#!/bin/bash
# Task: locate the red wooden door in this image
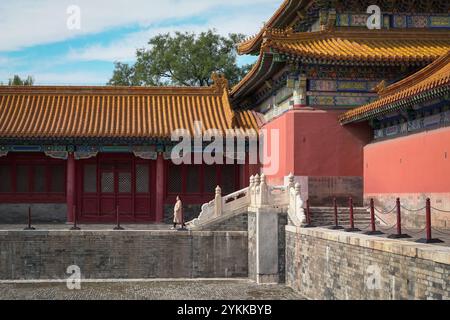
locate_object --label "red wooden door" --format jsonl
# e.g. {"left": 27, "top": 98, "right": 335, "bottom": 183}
{"left": 99, "top": 161, "right": 133, "bottom": 217}
{"left": 78, "top": 154, "right": 154, "bottom": 222}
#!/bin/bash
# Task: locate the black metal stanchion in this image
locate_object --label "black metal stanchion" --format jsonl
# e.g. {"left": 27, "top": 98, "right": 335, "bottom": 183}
{"left": 70, "top": 205, "right": 81, "bottom": 231}
{"left": 329, "top": 197, "right": 344, "bottom": 230}
{"left": 345, "top": 197, "right": 361, "bottom": 232}
{"left": 303, "top": 199, "right": 315, "bottom": 228}
{"left": 388, "top": 198, "right": 410, "bottom": 239}
{"left": 114, "top": 206, "right": 124, "bottom": 230}
{"left": 24, "top": 206, "right": 36, "bottom": 230}
{"left": 417, "top": 198, "right": 443, "bottom": 244}
{"left": 364, "top": 199, "right": 384, "bottom": 235}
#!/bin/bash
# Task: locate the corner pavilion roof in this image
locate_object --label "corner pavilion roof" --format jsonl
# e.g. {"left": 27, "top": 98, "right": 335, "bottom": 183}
{"left": 237, "top": 0, "right": 306, "bottom": 55}
{"left": 339, "top": 50, "right": 450, "bottom": 124}
{"left": 0, "top": 75, "right": 263, "bottom": 141}
{"left": 231, "top": 28, "right": 450, "bottom": 102}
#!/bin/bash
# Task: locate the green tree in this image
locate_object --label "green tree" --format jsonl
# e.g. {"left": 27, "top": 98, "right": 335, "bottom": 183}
{"left": 108, "top": 30, "right": 253, "bottom": 87}
{"left": 8, "top": 75, "right": 34, "bottom": 86}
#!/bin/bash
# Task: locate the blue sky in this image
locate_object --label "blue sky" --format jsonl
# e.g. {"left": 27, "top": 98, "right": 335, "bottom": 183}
{"left": 0, "top": 0, "right": 281, "bottom": 85}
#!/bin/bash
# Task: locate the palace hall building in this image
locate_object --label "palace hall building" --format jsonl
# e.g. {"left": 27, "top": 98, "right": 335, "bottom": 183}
{"left": 1, "top": 0, "right": 450, "bottom": 225}
{"left": 0, "top": 76, "right": 262, "bottom": 223}
{"left": 231, "top": 0, "right": 450, "bottom": 206}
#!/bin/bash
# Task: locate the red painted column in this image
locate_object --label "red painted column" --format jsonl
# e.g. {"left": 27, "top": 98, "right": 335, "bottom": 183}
{"left": 155, "top": 153, "right": 165, "bottom": 223}
{"left": 66, "top": 152, "right": 76, "bottom": 223}
{"left": 240, "top": 153, "right": 250, "bottom": 188}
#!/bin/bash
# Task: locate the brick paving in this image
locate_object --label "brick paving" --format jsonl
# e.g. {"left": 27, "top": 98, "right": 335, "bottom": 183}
{"left": 0, "top": 280, "right": 304, "bottom": 300}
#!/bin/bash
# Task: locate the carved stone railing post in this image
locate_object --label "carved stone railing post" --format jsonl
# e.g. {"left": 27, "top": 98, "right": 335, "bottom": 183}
{"left": 286, "top": 182, "right": 306, "bottom": 227}
{"left": 214, "top": 185, "right": 222, "bottom": 217}
{"left": 260, "top": 174, "right": 268, "bottom": 205}
{"left": 254, "top": 174, "right": 260, "bottom": 206}
{"left": 288, "top": 173, "right": 295, "bottom": 189}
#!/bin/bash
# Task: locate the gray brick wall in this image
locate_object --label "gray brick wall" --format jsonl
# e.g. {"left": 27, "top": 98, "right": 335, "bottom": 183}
{"left": 286, "top": 227, "right": 450, "bottom": 300}
{"left": 199, "top": 213, "right": 248, "bottom": 231}
{"left": 0, "top": 204, "right": 67, "bottom": 224}
{"left": 0, "top": 230, "right": 248, "bottom": 280}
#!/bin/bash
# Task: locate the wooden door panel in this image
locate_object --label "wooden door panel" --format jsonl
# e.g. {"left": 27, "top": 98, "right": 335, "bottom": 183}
{"left": 100, "top": 198, "right": 115, "bottom": 216}
{"left": 82, "top": 197, "right": 98, "bottom": 215}
{"left": 135, "top": 197, "right": 150, "bottom": 215}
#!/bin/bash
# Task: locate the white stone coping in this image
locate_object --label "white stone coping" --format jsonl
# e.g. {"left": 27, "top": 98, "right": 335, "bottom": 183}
{"left": 0, "top": 230, "right": 248, "bottom": 237}
{"left": 286, "top": 226, "right": 450, "bottom": 266}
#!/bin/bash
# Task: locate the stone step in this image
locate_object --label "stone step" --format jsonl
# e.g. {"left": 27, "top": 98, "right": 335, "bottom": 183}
{"left": 308, "top": 207, "right": 371, "bottom": 227}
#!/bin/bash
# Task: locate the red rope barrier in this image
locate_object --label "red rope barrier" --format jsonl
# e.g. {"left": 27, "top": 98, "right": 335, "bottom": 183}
{"left": 345, "top": 197, "right": 361, "bottom": 232}
{"left": 387, "top": 198, "right": 411, "bottom": 239}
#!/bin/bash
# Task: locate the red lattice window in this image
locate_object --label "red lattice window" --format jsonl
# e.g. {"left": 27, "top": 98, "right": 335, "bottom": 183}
{"left": 16, "top": 165, "right": 30, "bottom": 193}
{"left": 118, "top": 172, "right": 131, "bottom": 193}
{"left": 0, "top": 165, "right": 12, "bottom": 192}
{"left": 166, "top": 162, "right": 240, "bottom": 201}
{"left": 0, "top": 154, "right": 66, "bottom": 201}
{"left": 83, "top": 164, "right": 97, "bottom": 193}
{"left": 33, "top": 165, "right": 46, "bottom": 193}
{"left": 50, "top": 165, "right": 65, "bottom": 193}
{"left": 186, "top": 165, "right": 200, "bottom": 193}
{"left": 101, "top": 172, "right": 114, "bottom": 193}
{"left": 203, "top": 165, "right": 217, "bottom": 194}
{"left": 168, "top": 165, "right": 182, "bottom": 193}
{"left": 136, "top": 164, "right": 149, "bottom": 193}
{"left": 221, "top": 165, "right": 236, "bottom": 195}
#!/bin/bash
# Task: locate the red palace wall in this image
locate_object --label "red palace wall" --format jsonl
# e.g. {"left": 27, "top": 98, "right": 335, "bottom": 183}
{"left": 364, "top": 127, "right": 450, "bottom": 228}
{"left": 261, "top": 109, "right": 372, "bottom": 185}
{"left": 365, "top": 127, "right": 450, "bottom": 194}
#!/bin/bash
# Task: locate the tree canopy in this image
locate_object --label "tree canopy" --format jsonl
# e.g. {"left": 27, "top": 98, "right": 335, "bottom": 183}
{"left": 7, "top": 75, "right": 34, "bottom": 86}
{"left": 108, "top": 30, "right": 253, "bottom": 87}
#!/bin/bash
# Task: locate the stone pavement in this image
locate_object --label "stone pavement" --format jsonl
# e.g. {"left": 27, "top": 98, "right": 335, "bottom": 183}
{"left": 0, "top": 280, "right": 304, "bottom": 300}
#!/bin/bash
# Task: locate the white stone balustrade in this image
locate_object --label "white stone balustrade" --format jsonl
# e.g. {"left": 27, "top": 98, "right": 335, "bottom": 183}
{"left": 188, "top": 173, "right": 306, "bottom": 229}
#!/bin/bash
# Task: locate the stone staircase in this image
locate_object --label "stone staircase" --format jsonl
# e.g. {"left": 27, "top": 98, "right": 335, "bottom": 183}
{"left": 309, "top": 207, "right": 371, "bottom": 228}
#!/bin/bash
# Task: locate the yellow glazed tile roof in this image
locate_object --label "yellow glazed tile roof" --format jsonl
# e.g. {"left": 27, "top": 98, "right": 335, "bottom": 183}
{"left": 340, "top": 51, "right": 450, "bottom": 124}
{"left": 0, "top": 75, "right": 262, "bottom": 140}
{"left": 265, "top": 28, "right": 450, "bottom": 62}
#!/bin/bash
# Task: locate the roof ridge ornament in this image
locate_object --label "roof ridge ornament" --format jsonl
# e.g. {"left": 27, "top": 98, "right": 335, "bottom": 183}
{"left": 211, "top": 72, "right": 229, "bottom": 94}
{"left": 373, "top": 80, "right": 387, "bottom": 95}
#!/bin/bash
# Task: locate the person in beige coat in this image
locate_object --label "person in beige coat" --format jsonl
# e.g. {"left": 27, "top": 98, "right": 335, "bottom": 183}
{"left": 173, "top": 196, "right": 185, "bottom": 229}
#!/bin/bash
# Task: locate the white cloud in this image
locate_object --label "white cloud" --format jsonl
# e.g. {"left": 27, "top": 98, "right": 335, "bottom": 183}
{"left": 0, "top": 0, "right": 278, "bottom": 52}
{"left": 66, "top": 10, "right": 271, "bottom": 63}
